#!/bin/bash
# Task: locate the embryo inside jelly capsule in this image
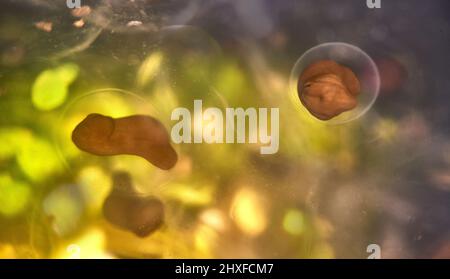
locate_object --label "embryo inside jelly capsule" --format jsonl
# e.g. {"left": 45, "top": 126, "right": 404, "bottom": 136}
{"left": 289, "top": 42, "right": 380, "bottom": 124}
{"left": 72, "top": 113, "right": 178, "bottom": 170}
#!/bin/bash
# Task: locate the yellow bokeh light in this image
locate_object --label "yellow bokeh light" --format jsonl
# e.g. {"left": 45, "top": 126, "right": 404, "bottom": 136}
{"left": 77, "top": 166, "right": 112, "bottom": 214}
{"left": 164, "top": 183, "right": 214, "bottom": 206}
{"left": 137, "top": 52, "right": 164, "bottom": 87}
{"left": 283, "top": 209, "right": 305, "bottom": 235}
{"left": 0, "top": 174, "right": 31, "bottom": 217}
{"left": 374, "top": 118, "right": 398, "bottom": 143}
{"left": 310, "top": 242, "right": 335, "bottom": 259}
{"left": 194, "top": 224, "right": 217, "bottom": 258}
{"left": 230, "top": 187, "right": 267, "bottom": 237}
{"left": 52, "top": 228, "right": 113, "bottom": 259}
{"left": 200, "top": 208, "right": 227, "bottom": 232}
{"left": 0, "top": 244, "right": 16, "bottom": 259}
{"left": 31, "top": 63, "right": 79, "bottom": 111}
{"left": 0, "top": 127, "right": 33, "bottom": 160}
{"left": 17, "top": 137, "right": 63, "bottom": 182}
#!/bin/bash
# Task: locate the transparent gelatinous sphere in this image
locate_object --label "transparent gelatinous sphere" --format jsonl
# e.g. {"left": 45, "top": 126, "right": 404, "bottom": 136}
{"left": 53, "top": 89, "right": 173, "bottom": 194}
{"left": 289, "top": 42, "right": 380, "bottom": 124}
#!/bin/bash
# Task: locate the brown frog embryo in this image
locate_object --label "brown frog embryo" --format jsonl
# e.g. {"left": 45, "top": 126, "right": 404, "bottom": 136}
{"left": 298, "top": 60, "right": 361, "bottom": 120}
{"left": 103, "top": 172, "right": 165, "bottom": 238}
{"left": 72, "top": 113, "right": 178, "bottom": 170}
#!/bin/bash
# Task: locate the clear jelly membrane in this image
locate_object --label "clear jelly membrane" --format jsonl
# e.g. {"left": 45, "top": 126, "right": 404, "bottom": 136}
{"left": 289, "top": 42, "right": 380, "bottom": 125}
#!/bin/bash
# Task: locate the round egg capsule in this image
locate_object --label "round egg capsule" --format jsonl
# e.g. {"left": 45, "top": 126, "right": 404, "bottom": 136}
{"left": 289, "top": 42, "right": 380, "bottom": 124}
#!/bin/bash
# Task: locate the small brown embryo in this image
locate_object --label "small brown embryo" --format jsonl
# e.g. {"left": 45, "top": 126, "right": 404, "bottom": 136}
{"left": 298, "top": 60, "right": 361, "bottom": 120}
{"left": 72, "top": 113, "right": 178, "bottom": 170}
{"left": 103, "top": 171, "right": 165, "bottom": 238}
